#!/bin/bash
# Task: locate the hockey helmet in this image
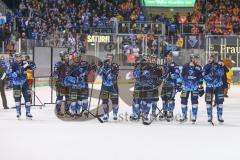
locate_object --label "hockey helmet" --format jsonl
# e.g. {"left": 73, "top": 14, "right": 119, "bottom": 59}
{"left": 165, "top": 51, "right": 173, "bottom": 57}
{"left": 190, "top": 54, "right": 200, "bottom": 60}
{"left": 103, "top": 53, "right": 113, "bottom": 63}
{"left": 14, "top": 52, "right": 22, "bottom": 58}
{"left": 72, "top": 51, "right": 82, "bottom": 63}
{"left": 208, "top": 53, "right": 219, "bottom": 63}
{"left": 59, "top": 51, "right": 68, "bottom": 58}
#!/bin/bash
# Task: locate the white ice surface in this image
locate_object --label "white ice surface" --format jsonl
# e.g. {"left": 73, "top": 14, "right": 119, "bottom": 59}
{"left": 0, "top": 85, "right": 240, "bottom": 160}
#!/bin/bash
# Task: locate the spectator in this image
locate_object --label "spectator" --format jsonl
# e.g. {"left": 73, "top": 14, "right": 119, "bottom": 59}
{"left": 223, "top": 58, "right": 234, "bottom": 97}
{"left": 0, "top": 56, "right": 8, "bottom": 109}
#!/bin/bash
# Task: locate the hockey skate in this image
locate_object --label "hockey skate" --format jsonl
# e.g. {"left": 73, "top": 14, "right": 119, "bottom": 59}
{"left": 142, "top": 113, "right": 150, "bottom": 123}
{"left": 16, "top": 112, "right": 21, "bottom": 120}
{"left": 103, "top": 114, "right": 109, "bottom": 122}
{"left": 159, "top": 111, "right": 167, "bottom": 121}
{"left": 207, "top": 116, "right": 215, "bottom": 126}
{"left": 64, "top": 110, "right": 72, "bottom": 117}
{"left": 56, "top": 111, "right": 64, "bottom": 117}
{"left": 113, "top": 113, "right": 118, "bottom": 121}
{"left": 166, "top": 112, "right": 174, "bottom": 122}
{"left": 150, "top": 113, "right": 157, "bottom": 121}
{"left": 218, "top": 116, "right": 224, "bottom": 123}
{"left": 75, "top": 110, "right": 82, "bottom": 118}
{"left": 191, "top": 115, "right": 197, "bottom": 124}
{"left": 82, "top": 110, "right": 89, "bottom": 117}
{"left": 26, "top": 113, "right": 33, "bottom": 120}
{"left": 130, "top": 113, "right": 140, "bottom": 121}
{"left": 179, "top": 114, "right": 188, "bottom": 123}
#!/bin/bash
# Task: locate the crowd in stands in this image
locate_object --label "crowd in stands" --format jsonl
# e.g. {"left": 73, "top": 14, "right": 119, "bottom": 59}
{"left": 205, "top": 0, "right": 240, "bottom": 35}
{"left": 0, "top": 0, "right": 240, "bottom": 55}
{"left": 14, "top": 0, "right": 142, "bottom": 39}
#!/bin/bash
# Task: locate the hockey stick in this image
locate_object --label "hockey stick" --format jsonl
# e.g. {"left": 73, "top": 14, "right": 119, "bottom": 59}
{"left": 88, "top": 110, "right": 104, "bottom": 123}
{"left": 142, "top": 106, "right": 163, "bottom": 125}
{"left": 95, "top": 89, "right": 104, "bottom": 123}
{"left": 85, "top": 82, "right": 103, "bottom": 123}
{"left": 142, "top": 81, "right": 165, "bottom": 125}
{"left": 31, "top": 90, "right": 44, "bottom": 108}
{"left": 142, "top": 88, "right": 180, "bottom": 125}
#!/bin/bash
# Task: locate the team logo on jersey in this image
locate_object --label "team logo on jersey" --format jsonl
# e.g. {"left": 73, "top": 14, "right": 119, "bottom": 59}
{"left": 188, "top": 69, "right": 194, "bottom": 75}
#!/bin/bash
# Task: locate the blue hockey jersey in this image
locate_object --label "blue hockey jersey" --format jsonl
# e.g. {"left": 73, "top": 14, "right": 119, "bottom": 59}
{"left": 53, "top": 61, "right": 70, "bottom": 85}
{"left": 98, "top": 63, "right": 119, "bottom": 87}
{"left": 64, "top": 61, "right": 91, "bottom": 89}
{"left": 163, "top": 62, "right": 181, "bottom": 86}
{"left": 181, "top": 63, "right": 203, "bottom": 91}
{"left": 203, "top": 63, "right": 225, "bottom": 88}
{"left": 9, "top": 61, "right": 36, "bottom": 86}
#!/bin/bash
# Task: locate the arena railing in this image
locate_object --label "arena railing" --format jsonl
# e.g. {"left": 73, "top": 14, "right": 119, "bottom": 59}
{"left": 117, "top": 21, "right": 165, "bottom": 35}
{"left": 5, "top": 34, "right": 240, "bottom": 68}
{"left": 179, "top": 23, "right": 205, "bottom": 34}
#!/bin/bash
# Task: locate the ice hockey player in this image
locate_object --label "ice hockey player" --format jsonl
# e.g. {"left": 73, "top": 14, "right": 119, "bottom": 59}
{"left": 203, "top": 55, "right": 225, "bottom": 123}
{"left": 129, "top": 56, "right": 145, "bottom": 121}
{"left": 64, "top": 52, "right": 94, "bottom": 118}
{"left": 0, "top": 56, "right": 9, "bottom": 109}
{"left": 180, "top": 54, "right": 204, "bottom": 123}
{"left": 23, "top": 55, "right": 36, "bottom": 104}
{"left": 130, "top": 55, "right": 154, "bottom": 122}
{"left": 139, "top": 55, "right": 155, "bottom": 122}
{"left": 53, "top": 51, "right": 70, "bottom": 116}
{"left": 159, "top": 52, "right": 181, "bottom": 121}
{"left": 98, "top": 54, "right": 119, "bottom": 122}
{"left": 9, "top": 52, "right": 36, "bottom": 119}
{"left": 149, "top": 55, "right": 163, "bottom": 119}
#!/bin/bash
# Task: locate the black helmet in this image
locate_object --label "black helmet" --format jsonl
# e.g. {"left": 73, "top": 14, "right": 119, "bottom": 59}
{"left": 165, "top": 51, "right": 173, "bottom": 57}
{"left": 59, "top": 51, "right": 68, "bottom": 58}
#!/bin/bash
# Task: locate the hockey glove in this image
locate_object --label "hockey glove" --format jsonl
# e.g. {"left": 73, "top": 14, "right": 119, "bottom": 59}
{"left": 198, "top": 86, "right": 204, "bottom": 97}
{"left": 176, "top": 83, "right": 182, "bottom": 92}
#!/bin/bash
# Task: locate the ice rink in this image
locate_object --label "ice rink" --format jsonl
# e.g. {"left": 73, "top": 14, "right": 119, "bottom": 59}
{"left": 0, "top": 84, "right": 240, "bottom": 160}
